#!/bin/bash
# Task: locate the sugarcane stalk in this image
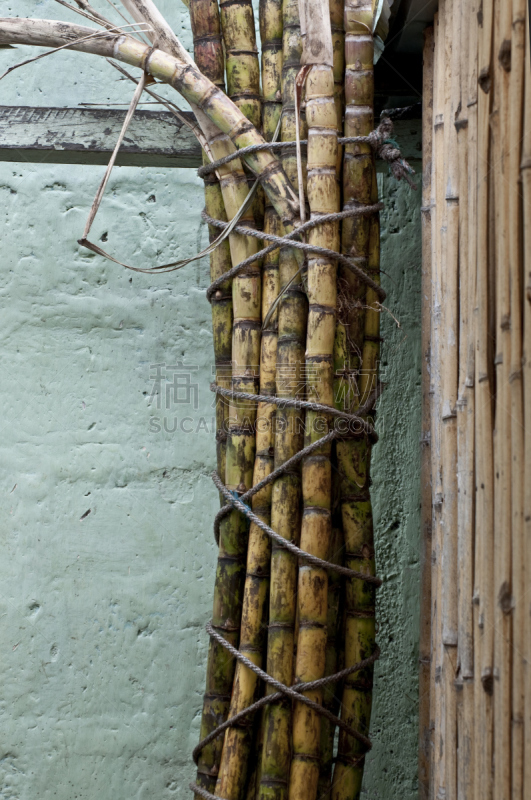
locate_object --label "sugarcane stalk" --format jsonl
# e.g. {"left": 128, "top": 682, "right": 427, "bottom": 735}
{"left": 187, "top": 0, "right": 231, "bottom": 500}
{"left": 329, "top": 0, "right": 345, "bottom": 178}
{"left": 259, "top": 0, "right": 283, "bottom": 481}
{"left": 213, "top": 182, "right": 281, "bottom": 800}
{"left": 184, "top": 0, "right": 247, "bottom": 790}
{"left": 260, "top": 0, "right": 283, "bottom": 139}
{"left": 331, "top": 4, "right": 379, "bottom": 798}
{"left": 217, "top": 0, "right": 264, "bottom": 229}
{"left": 189, "top": 0, "right": 225, "bottom": 90}
{"left": 0, "top": 19, "right": 302, "bottom": 226}
{"left": 219, "top": 0, "right": 261, "bottom": 128}
{"left": 288, "top": 3, "right": 339, "bottom": 796}
{"left": 211, "top": 0, "right": 285, "bottom": 790}
{"left": 112, "top": 9, "right": 268, "bottom": 798}
{"left": 257, "top": 2, "right": 308, "bottom": 797}
{"left": 317, "top": 524, "right": 344, "bottom": 800}
{"left": 465, "top": 6, "right": 481, "bottom": 799}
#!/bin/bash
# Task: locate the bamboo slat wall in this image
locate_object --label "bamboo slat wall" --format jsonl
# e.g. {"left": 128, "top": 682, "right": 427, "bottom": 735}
{"left": 422, "top": 1, "right": 531, "bottom": 797}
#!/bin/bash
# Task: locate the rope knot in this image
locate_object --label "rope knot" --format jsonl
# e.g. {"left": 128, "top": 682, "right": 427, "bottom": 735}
{"left": 372, "top": 118, "right": 418, "bottom": 189}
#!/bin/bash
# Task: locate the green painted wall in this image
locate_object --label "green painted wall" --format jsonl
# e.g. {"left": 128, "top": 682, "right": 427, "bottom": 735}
{"left": 0, "top": 3, "right": 422, "bottom": 798}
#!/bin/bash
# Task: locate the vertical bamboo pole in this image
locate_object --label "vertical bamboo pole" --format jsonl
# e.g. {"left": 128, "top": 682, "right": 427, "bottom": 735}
{"left": 455, "top": 1, "right": 474, "bottom": 796}
{"left": 288, "top": 5, "right": 339, "bottom": 798}
{"left": 521, "top": 17, "right": 531, "bottom": 798}
{"left": 419, "top": 26, "right": 434, "bottom": 800}
{"left": 430, "top": 5, "right": 446, "bottom": 796}
{"left": 257, "top": 1, "right": 307, "bottom": 796}
{"left": 492, "top": 1, "right": 513, "bottom": 795}
{"left": 440, "top": 0, "right": 460, "bottom": 785}
{"left": 474, "top": 0, "right": 495, "bottom": 795}
{"left": 459, "top": 2, "right": 479, "bottom": 797}
{"left": 508, "top": 4, "right": 526, "bottom": 797}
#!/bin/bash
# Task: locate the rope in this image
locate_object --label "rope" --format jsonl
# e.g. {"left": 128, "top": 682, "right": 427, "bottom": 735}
{"left": 213, "top": 472, "right": 382, "bottom": 586}
{"left": 204, "top": 204, "right": 386, "bottom": 302}
{"left": 203, "top": 119, "right": 416, "bottom": 306}
{"left": 190, "top": 621, "right": 380, "bottom": 770}
{"left": 210, "top": 382, "right": 379, "bottom": 545}
{"left": 198, "top": 118, "right": 416, "bottom": 187}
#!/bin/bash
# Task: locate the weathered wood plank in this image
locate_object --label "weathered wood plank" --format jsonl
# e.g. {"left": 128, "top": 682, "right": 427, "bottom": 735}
{"left": 0, "top": 105, "right": 203, "bottom": 168}
{"left": 0, "top": 106, "right": 421, "bottom": 168}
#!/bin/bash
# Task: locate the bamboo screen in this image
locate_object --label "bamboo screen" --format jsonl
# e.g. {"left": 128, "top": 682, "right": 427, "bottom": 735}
{"left": 420, "top": 1, "right": 530, "bottom": 798}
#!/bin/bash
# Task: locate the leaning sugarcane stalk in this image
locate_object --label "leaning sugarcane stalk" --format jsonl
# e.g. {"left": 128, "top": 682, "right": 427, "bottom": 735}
{"left": 256, "top": 1, "right": 308, "bottom": 798}
{"left": 124, "top": 9, "right": 262, "bottom": 800}
{"left": 331, "top": 4, "right": 379, "bottom": 798}
{"left": 108, "top": 7, "right": 289, "bottom": 797}
{"left": 288, "top": 4, "right": 339, "bottom": 800}
{"left": 0, "top": 18, "right": 301, "bottom": 226}
{"left": 187, "top": 0, "right": 232, "bottom": 505}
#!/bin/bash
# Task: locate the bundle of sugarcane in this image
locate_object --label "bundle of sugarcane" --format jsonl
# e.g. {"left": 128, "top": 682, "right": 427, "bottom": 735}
{"left": 0, "top": 2, "right": 400, "bottom": 799}
{"left": 424, "top": 0, "right": 530, "bottom": 797}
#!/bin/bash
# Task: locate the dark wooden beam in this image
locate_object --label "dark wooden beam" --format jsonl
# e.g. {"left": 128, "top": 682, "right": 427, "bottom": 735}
{"left": 0, "top": 106, "right": 203, "bottom": 168}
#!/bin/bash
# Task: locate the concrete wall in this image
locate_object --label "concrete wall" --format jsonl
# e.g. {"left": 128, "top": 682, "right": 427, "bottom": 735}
{"left": 0, "top": 3, "right": 422, "bottom": 798}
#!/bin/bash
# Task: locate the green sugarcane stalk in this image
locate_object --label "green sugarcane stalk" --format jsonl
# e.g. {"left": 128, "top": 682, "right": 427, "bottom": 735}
{"left": 288, "top": 0, "right": 340, "bottom": 791}
{"left": 219, "top": 0, "right": 262, "bottom": 129}
{"left": 257, "top": 2, "right": 308, "bottom": 799}
{"left": 330, "top": 7, "right": 380, "bottom": 796}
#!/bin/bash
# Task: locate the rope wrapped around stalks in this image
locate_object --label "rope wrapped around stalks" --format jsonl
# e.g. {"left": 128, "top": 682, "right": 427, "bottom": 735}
{"left": 189, "top": 119, "right": 415, "bottom": 800}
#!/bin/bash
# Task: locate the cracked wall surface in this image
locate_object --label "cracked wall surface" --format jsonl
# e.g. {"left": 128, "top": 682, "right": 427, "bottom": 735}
{"left": 0, "top": 2, "right": 422, "bottom": 798}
